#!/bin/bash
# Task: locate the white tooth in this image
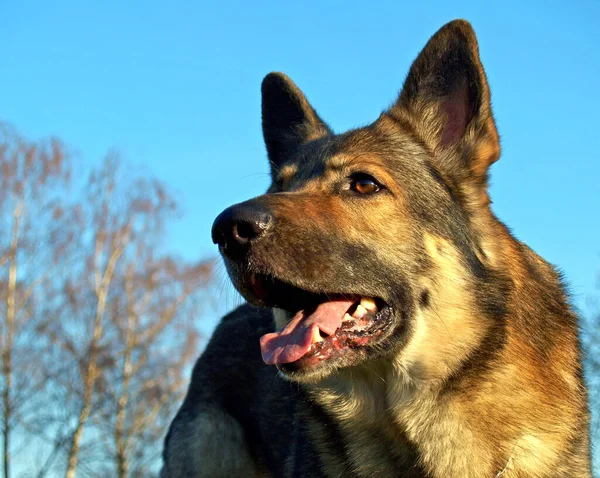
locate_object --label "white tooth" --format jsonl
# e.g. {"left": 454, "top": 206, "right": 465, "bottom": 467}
{"left": 353, "top": 304, "right": 367, "bottom": 319}
{"left": 312, "top": 326, "right": 323, "bottom": 343}
{"left": 343, "top": 313, "right": 353, "bottom": 322}
{"left": 360, "top": 298, "right": 378, "bottom": 312}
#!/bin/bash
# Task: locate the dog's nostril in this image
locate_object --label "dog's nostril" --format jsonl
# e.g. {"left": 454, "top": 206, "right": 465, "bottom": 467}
{"left": 212, "top": 228, "right": 227, "bottom": 248}
{"left": 233, "top": 221, "right": 258, "bottom": 244}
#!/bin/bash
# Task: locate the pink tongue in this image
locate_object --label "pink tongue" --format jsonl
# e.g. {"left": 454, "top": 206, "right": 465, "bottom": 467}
{"left": 260, "top": 299, "right": 355, "bottom": 365}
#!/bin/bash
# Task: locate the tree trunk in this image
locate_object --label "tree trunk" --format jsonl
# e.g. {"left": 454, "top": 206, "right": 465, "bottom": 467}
{"left": 64, "top": 290, "right": 106, "bottom": 478}
{"left": 2, "top": 201, "right": 22, "bottom": 478}
{"left": 64, "top": 232, "right": 124, "bottom": 478}
{"left": 115, "top": 296, "right": 134, "bottom": 478}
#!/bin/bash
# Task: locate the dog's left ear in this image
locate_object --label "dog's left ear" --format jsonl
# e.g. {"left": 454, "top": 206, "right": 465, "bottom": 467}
{"left": 389, "top": 20, "right": 499, "bottom": 195}
{"left": 262, "top": 73, "right": 332, "bottom": 175}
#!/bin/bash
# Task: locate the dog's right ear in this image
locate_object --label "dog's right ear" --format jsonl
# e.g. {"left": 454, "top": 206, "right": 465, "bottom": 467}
{"left": 261, "top": 73, "right": 331, "bottom": 174}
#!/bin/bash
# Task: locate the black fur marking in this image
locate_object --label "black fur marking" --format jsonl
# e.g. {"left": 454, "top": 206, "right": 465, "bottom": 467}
{"left": 419, "top": 289, "right": 431, "bottom": 309}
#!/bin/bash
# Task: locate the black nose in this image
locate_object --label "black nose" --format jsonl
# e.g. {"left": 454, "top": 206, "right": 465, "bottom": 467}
{"left": 211, "top": 203, "right": 272, "bottom": 257}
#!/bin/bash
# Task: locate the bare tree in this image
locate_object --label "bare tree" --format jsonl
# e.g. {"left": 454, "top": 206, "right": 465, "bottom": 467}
{"left": 0, "top": 125, "right": 212, "bottom": 477}
{"left": 40, "top": 155, "right": 212, "bottom": 478}
{"left": 96, "top": 256, "right": 209, "bottom": 477}
{"left": 0, "top": 123, "right": 71, "bottom": 478}
{"left": 63, "top": 155, "right": 130, "bottom": 478}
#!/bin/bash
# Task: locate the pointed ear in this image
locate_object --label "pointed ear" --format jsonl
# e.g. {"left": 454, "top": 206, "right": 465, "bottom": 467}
{"left": 390, "top": 20, "right": 500, "bottom": 183}
{"left": 261, "top": 72, "right": 332, "bottom": 174}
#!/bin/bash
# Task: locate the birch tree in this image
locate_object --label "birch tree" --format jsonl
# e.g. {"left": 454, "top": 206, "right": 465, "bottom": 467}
{"left": 1, "top": 125, "right": 212, "bottom": 477}
{"left": 0, "top": 123, "right": 71, "bottom": 478}
{"left": 49, "top": 156, "right": 211, "bottom": 478}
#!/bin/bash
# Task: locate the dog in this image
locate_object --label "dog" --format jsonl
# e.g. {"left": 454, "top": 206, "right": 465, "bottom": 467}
{"left": 161, "top": 20, "right": 592, "bottom": 477}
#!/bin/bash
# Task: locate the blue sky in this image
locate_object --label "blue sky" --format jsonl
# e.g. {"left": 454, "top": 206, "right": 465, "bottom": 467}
{"left": 2, "top": 1, "right": 599, "bottom": 318}
{"left": 1, "top": 0, "right": 599, "bottom": 474}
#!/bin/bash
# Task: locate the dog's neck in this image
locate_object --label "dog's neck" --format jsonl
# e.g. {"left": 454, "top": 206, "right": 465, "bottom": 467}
{"left": 308, "top": 344, "right": 586, "bottom": 477}
{"left": 306, "top": 229, "right": 589, "bottom": 477}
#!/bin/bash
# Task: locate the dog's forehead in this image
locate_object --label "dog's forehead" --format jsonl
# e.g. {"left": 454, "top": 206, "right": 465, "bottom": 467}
{"left": 287, "top": 126, "right": 418, "bottom": 180}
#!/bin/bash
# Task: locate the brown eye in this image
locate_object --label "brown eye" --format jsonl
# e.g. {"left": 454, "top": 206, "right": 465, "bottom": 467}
{"left": 350, "top": 175, "right": 382, "bottom": 195}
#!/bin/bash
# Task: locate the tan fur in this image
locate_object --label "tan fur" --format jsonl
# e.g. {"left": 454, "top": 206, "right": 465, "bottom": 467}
{"left": 304, "top": 227, "right": 590, "bottom": 477}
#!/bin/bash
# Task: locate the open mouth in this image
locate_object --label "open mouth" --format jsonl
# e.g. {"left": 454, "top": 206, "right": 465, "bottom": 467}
{"left": 248, "top": 274, "right": 394, "bottom": 368}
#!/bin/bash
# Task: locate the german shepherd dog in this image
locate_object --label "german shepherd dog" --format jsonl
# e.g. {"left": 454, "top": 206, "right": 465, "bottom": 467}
{"left": 162, "top": 20, "right": 591, "bottom": 477}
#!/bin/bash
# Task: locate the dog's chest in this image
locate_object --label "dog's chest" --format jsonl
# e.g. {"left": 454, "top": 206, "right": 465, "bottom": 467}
{"left": 305, "top": 381, "right": 426, "bottom": 477}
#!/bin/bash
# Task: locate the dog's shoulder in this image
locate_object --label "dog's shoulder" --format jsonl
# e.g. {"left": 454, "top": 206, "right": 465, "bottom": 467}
{"left": 173, "top": 303, "right": 277, "bottom": 424}
{"left": 162, "top": 304, "right": 313, "bottom": 477}
{"left": 192, "top": 304, "right": 273, "bottom": 380}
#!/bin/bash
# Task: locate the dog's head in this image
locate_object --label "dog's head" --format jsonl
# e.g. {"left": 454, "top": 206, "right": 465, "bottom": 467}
{"left": 212, "top": 20, "right": 509, "bottom": 383}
